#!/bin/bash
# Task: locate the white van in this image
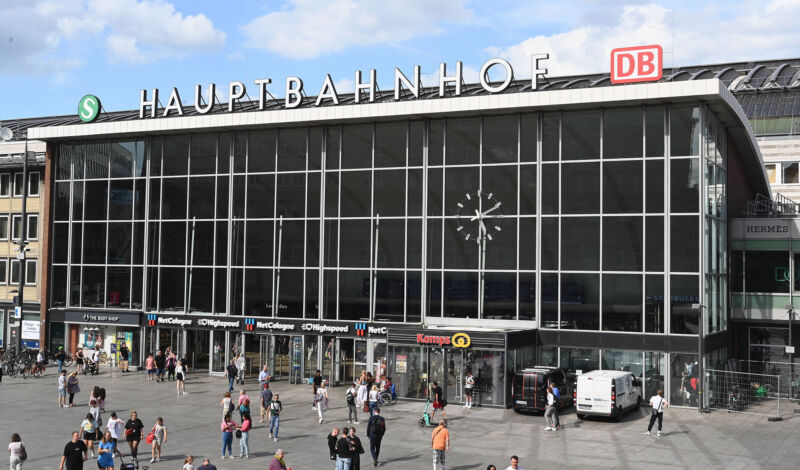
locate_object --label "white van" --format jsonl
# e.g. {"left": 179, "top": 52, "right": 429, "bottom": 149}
{"left": 575, "top": 370, "right": 642, "bottom": 420}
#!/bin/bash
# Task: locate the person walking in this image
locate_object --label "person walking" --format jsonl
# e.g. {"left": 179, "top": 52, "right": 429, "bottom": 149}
{"left": 176, "top": 361, "right": 187, "bottom": 395}
{"left": 645, "top": 389, "right": 669, "bottom": 437}
{"left": 179, "top": 354, "right": 189, "bottom": 377}
{"left": 97, "top": 431, "right": 123, "bottom": 470}
{"left": 58, "top": 370, "right": 68, "bottom": 408}
{"left": 550, "top": 381, "right": 561, "bottom": 430}
{"left": 8, "top": 433, "right": 25, "bottom": 470}
{"left": 106, "top": 412, "right": 124, "bottom": 446}
{"left": 89, "top": 386, "right": 103, "bottom": 427}
{"left": 235, "top": 353, "right": 246, "bottom": 385}
{"left": 183, "top": 454, "right": 195, "bottom": 470}
{"left": 59, "top": 431, "right": 88, "bottom": 470}
{"left": 431, "top": 419, "right": 450, "bottom": 470}
{"left": 336, "top": 428, "right": 354, "bottom": 470}
{"left": 221, "top": 392, "right": 234, "bottom": 421}
{"left": 118, "top": 343, "right": 130, "bottom": 373}
{"left": 148, "top": 417, "right": 167, "bottom": 463}
{"left": 357, "top": 371, "right": 368, "bottom": 409}
{"left": 66, "top": 371, "right": 80, "bottom": 407}
{"left": 166, "top": 351, "right": 177, "bottom": 381}
{"left": 237, "top": 412, "right": 251, "bottom": 459}
{"left": 368, "top": 385, "right": 380, "bottom": 416}
{"left": 430, "top": 382, "right": 447, "bottom": 420}
{"left": 544, "top": 383, "right": 558, "bottom": 432}
{"left": 220, "top": 414, "right": 235, "bottom": 460}
{"left": 258, "top": 365, "right": 271, "bottom": 386}
{"left": 315, "top": 382, "right": 329, "bottom": 424}
{"left": 145, "top": 354, "right": 156, "bottom": 382}
{"left": 346, "top": 382, "right": 359, "bottom": 424}
{"left": 79, "top": 413, "right": 97, "bottom": 458}
{"left": 155, "top": 350, "right": 166, "bottom": 382}
{"left": 268, "top": 393, "right": 282, "bottom": 442}
{"left": 260, "top": 384, "right": 273, "bottom": 423}
{"left": 225, "top": 360, "right": 237, "bottom": 393}
{"left": 75, "top": 347, "right": 84, "bottom": 376}
{"left": 366, "top": 407, "right": 386, "bottom": 467}
{"left": 347, "top": 427, "right": 365, "bottom": 470}
{"left": 124, "top": 410, "right": 144, "bottom": 464}
{"left": 463, "top": 370, "right": 475, "bottom": 409}
{"left": 504, "top": 455, "right": 524, "bottom": 470}
{"left": 327, "top": 427, "right": 340, "bottom": 461}
{"left": 55, "top": 346, "right": 67, "bottom": 374}
{"left": 237, "top": 389, "right": 250, "bottom": 422}
{"left": 312, "top": 369, "right": 323, "bottom": 398}
{"left": 268, "top": 449, "right": 287, "bottom": 470}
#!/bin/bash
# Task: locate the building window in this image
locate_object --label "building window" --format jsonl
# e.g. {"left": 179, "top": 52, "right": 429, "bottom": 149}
{"left": 782, "top": 162, "right": 799, "bottom": 184}
{"left": 12, "top": 173, "right": 24, "bottom": 197}
{"left": 10, "top": 260, "right": 19, "bottom": 284}
{"left": 0, "top": 259, "right": 7, "bottom": 284}
{"left": 0, "top": 216, "right": 8, "bottom": 240}
{"left": 0, "top": 174, "right": 9, "bottom": 197}
{"left": 10, "top": 259, "right": 36, "bottom": 286}
{"left": 765, "top": 164, "right": 778, "bottom": 184}
{"left": 27, "top": 215, "right": 38, "bottom": 240}
{"left": 28, "top": 172, "right": 40, "bottom": 196}
{"left": 11, "top": 215, "right": 21, "bottom": 240}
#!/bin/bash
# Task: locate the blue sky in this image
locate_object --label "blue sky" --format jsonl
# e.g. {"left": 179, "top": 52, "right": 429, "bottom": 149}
{"left": 1, "top": 0, "right": 799, "bottom": 120}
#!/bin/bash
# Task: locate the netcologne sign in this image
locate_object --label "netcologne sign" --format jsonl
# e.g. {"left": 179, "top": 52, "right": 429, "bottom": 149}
{"left": 137, "top": 55, "right": 550, "bottom": 119}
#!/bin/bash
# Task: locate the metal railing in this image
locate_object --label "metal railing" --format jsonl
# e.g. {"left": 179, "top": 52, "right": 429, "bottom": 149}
{"left": 707, "top": 369, "right": 783, "bottom": 419}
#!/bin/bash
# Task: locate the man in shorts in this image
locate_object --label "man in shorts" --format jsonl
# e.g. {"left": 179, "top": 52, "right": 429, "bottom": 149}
{"left": 431, "top": 419, "right": 449, "bottom": 470}
{"left": 119, "top": 342, "right": 130, "bottom": 373}
{"left": 59, "top": 431, "right": 88, "bottom": 470}
{"left": 463, "top": 369, "right": 475, "bottom": 409}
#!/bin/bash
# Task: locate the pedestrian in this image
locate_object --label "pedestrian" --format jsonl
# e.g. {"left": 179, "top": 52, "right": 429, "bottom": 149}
{"left": 237, "top": 389, "right": 250, "bottom": 421}
{"left": 463, "top": 369, "right": 474, "bottom": 409}
{"left": 431, "top": 419, "right": 449, "bottom": 470}
{"left": 91, "top": 346, "right": 101, "bottom": 375}
{"left": 430, "top": 381, "right": 447, "bottom": 420}
{"left": 544, "top": 383, "right": 558, "bottom": 432}
{"left": 645, "top": 389, "right": 669, "bottom": 437}
{"left": 197, "top": 457, "right": 217, "bottom": 470}
{"left": 550, "top": 381, "right": 561, "bottom": 430}
{"left": 368, "top": 385, "right": 380, "bottom": 416}
{"left": 269, "top": 449, "right": 287, "bottom": 470}
{"left": 346, "top": 382, "right": 359, "bottom": 424}
{"left": 268, "top": 393, "right": 283, "bottom": 442}
{"left": 258, "top": 365, "right": 271, "bottom": 386}
{"left": 124, "top": 410, "right": 144, "bottom": 463}
{"left": 487, "top": 466, "right": 497, "bottom": 470}
{"left": 220, "top": 413, "right": 235, "bottom": 460}
{"left": 221, "top": 392, "right": 234, "bottom": 421}
{"left": 79, "top": 413, "right": 97, "bottom": 458}
{"left": 58, "top": 370, "right": 68, "bottom": 408}
{"left": 235, "top": 353, "right": 246, "bottom": 385}
{"left": 119, "top": 342, "right": 130, "bottom": 373}
{"left": 237, "top": 412, "right": 251, "bottom": 459}
{"left": 166, "top": 351, "right": 177, "bottom": 381}
{"left": 366, "top": 407, "right": 386, "bottom": 467}
{"left": 312, "top": 369, "right": 323, "bottom": 397}
{"left": 97, "top": 431, "right": 122, "bottom": 470}
{"left": 67, "top": 371, "right": 80, "bottom": 407}
{"left": 260, "top": 383, "right": 273, "bottom": 423}
{"left": 8, "top": 433, "right": 25, "bottom": 470}
{"left": 75, "top": 347, "right": 84, "bottom": 375}
{"left": 327, "top": 428, "right": 340, "bottom": 461}
{"left": 183, "top": 454, "right": 195, "bottom": 470}
{"left": 155, "top": 350, "right": 166, "bottom": 382}
{"left": 56, "top": 346, "right": 67, "bottom": 374}
{"left": 59, "top": 431, "right": 88, "bottom": 470}
{"left": 347, "top": 427, "right": 365, "bottom": 470}
{"left": 176, "top": 360, "right": 187, "bottom": 395}
{"left": 357, "top": 371, "right": 368, "bottom": 408}
{"left": 225, "top": 360, "right": 237, "bottom": 393}
{"left": 179, "top": 354, "right": 189, "bottom": 377}
{"left": 89, "top": 386, "right": 104, "bottom": 426}
{"left": 315, "top": 381, "right": 329, "bottom": 424}
{"left": 504, "top": 455, "right": 524, "bottom": 470}
{"left": 148, "top": 417, "right": 167, "bottom": 463}
{"left": 106, "top": 412, "right": 124, "bottom": 446}
{"left": 145, "top": 354, "right": 156, "bottom": 381}
{"left": 336, "top": 427, "right": 354, "bottom": 470}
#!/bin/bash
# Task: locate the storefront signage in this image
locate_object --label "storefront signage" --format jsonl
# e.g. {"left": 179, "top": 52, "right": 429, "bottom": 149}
{"left": 452, "top": 332, "right": 471, "bottom": 348}
{"left": 253, "top": 320, "right": 296, "bottom": 332}
{"left": 610, "top": 45, "right": 662, "bottom": 84}
{"left": 417, "top": 334, "right": 452, "bottom": 346}
{"left": 301, "top": 322, "right": 349, "bottom": 334}
{"left": 744, "top": 220, "right": 790, "bottom": 238}
{"left": 137, "top": 55, "right": 550, "bottom": 119}
{"left": 21, "top": 320, "right": 40, "bottom": 340}
{"left": 157, "top": 316, "right": 194, "bottom": 327}
{"left": 197, "top": 318, "right": 240, "bottom": 329}
{"left": 83, "top": 313, "right": 120, "bottom": 323}
{"left": 61, "top": 310, "right": 141, "bottom": 326}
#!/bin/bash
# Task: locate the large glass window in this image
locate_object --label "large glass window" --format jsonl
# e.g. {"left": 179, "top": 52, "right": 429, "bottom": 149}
{"left": 602, "top": 274, "right": 642, "bottom": 332}
{"left": 603, "top": 107, "right": 642, "bottom": 158}
{"left": 670, "top": 105, "right": 701, "bottom": 156}
{"left": 560, "top": 273, "right": 599, "bottom": 330}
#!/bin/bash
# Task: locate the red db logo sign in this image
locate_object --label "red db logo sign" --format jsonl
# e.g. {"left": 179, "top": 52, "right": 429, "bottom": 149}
{"left": 610, "top": 45, "right": 663, "bottom": 84}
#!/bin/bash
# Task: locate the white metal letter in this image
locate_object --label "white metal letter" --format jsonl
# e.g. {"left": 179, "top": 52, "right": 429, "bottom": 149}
{"left": 163, "top": 87, "right": 184, "bottom": 117}
{"left": 531, "top": 53, "right": 549, "bottom": 90}
{"left": 316, "top": 74, "right": 339, "bottom": 106}
{"left": 254, "top": 79, "right": 272, "bottom": 110}
{"left": 194, "top": 83, "right": 216, "bottom": 114}
{"left": 439, "top": 61, "right": 463, "bottom": 97}
{"left": 394, "top": 66, "right": 420, "bottom": 100}
{"left": 480, "top": 58, "right": 514, "bottom": 93}
{"left": 285, "top": 77, "right": 304, "bottom": 109}
{"left": 354, "top": 69, "right": 377, "bottom": 103}
{"left": 139, "top": 89, "right": 158, "bottom": 119}
{"left": 228, "top": 81, "right": 246, "bottom": 112}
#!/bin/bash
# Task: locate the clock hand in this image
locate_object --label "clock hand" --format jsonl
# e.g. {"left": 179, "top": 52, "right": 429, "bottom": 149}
{"left": 481, "top": 202, "right": 502, "bottom": 217}
{"left": 470, "top": 208, "right": 482, "bottom": 222}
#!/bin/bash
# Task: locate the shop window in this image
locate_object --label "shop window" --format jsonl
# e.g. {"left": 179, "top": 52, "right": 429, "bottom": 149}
{"left": 670, "top": 353, "right": 698, "bottom": 406}
{"left": 744, "top": 251, "right": 790, "bottom": 293}
{"left": 560, "top": 347, "right": 599, "bottom": 373}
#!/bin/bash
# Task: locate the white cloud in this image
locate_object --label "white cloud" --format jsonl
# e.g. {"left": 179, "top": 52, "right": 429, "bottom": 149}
{"left": 241, "top": 0, "right": 472, "bottom": 59}
{"left": 489, "top": 1, "right": 800, "bottom": 78}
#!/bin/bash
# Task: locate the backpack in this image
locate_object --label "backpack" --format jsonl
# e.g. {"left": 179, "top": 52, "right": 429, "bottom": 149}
{"left": 371, "top": 416, "right": 386, "bottom": 436}
{"left": 552, "top": 386, "right": 561, "bottom": 400}
{"left": 346, "top": 390, "right": 355, "bottom": 405}
{"left": 18, "top": 444, "right": 27, "bottom": 462}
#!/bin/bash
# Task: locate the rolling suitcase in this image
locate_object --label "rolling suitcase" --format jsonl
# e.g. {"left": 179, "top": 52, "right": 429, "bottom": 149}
{"left": 119, "top": 455, "right": 136, "bottom": 470}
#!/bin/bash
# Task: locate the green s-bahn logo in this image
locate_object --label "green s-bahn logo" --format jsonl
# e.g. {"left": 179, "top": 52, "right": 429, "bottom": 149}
{"left": 78, "top": 94, "right": 101, "bottom": 123}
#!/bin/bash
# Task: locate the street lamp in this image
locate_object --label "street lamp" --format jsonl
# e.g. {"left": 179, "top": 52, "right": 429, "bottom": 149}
{"left": 786, "top": 305, "right": 795, "bottom": 402}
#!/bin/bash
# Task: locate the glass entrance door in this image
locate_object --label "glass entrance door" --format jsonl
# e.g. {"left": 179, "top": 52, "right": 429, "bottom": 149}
{"left": 338, "top": 338, "right": 355, "bottom": 385}
{"left": 446, "top": 350, "right": 464, "bottom": 404}
{"left": 428, "top": 347, "right": 446, "bottom": 399}
{"left": 354, "top": 339, "right": 368, "bottom": 380}
{"left": 322, "top": 336, "right": 336, "bottom": 385}
{"left": 243, "top": 333, "right": 261, "bottom": 379}
{"left": 185, "top": 329, "right": 210, "bottom": 372}
{"left": 211, "top": 330, "right": 226, "bottom": 373}
{"left": 272, "top": 335, "right": 292, "bottom": 381}
{"left": 372, "top": 340, "right": 387, "bottom": 383}
{"left": 158, "top": 329, "right": 179, "bottom": 354}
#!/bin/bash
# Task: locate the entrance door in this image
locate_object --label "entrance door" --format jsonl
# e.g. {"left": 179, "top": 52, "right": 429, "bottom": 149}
{"left": 185, "top": 330, "right": 210, "bottom": 372}
{"left": 321, "top": 336, "right": 336, "bottom": 385}
{"left": 446, "top": 350, "right": 464, "bottom": 404}
{"left": 338, "top": 338, "right": 355, "bottom": 385}
{"left": 243, "top": 333, "right": 261, "bottom": 379}
{"left": 272, "top": 335, "right": 291, "bottom": 381}
{"left": 211, "top": 330, "right": 226, "bottom": 373}
{"left": 428, "top": 347, "right": 446, "bottom": 399}
{"left": 372, "top": 340, "right": 387, "bottom": 382}
{"left": 158, "top": 329, "right": 179, "bottom": 353}
{"left": 354, "top": 339, "right": 368, "bottom": 379}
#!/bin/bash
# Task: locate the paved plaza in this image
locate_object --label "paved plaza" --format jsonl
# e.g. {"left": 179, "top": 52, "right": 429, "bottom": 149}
{"left": 2, "top": 367, "right": 800, "bottom": 469}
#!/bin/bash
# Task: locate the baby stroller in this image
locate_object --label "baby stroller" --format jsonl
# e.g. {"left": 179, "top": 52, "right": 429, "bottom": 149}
{"left": 417, "top": 398, "right": 438, "bottom": 427}
{"left": 86, "top": 358, "right": 99, "bottom": 376}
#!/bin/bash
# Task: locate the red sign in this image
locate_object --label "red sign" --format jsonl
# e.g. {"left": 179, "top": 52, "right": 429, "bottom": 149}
{"left": 610, "top": 45, "right": 662, "bottom": 84}
{"left": 416, "top": 334, "right": 451, "bottom": 346}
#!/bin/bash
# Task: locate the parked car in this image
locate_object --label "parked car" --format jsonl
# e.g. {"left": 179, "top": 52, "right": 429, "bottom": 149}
{"left": 575, "top": 370, "right": 642, "bottom": 421}
{"left": 511, "top": 366, "right": 574, "bottom": 413}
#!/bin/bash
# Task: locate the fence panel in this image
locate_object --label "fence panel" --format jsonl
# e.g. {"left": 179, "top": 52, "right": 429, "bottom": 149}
{"left": 707, "top": 369, "right": 782, "bottom": 418}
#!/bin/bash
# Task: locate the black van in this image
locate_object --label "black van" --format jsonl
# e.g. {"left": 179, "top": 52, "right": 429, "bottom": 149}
{"left": 511, "top": 366, "right": 574, "bottom": 413}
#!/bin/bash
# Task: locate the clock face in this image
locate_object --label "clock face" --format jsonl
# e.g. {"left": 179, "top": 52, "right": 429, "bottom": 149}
{"left": 456, "top": 190, "right": 503, "bottom": 244}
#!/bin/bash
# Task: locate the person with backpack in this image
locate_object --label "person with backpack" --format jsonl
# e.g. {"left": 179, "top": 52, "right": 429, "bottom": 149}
{"left": 268, "top": 394, "right": 282, "bottom": 442}
{"left": 645, "top": 389, "right": 669, "bottom": 437}
{"left": 550, "top": 381, "right": 561, "bottom": 430}
{"left": 366, "top": 407, "right": 386, "bottom": 467}
{"left": 346, "top": 382, "right": 359, "bottom": 424}
{"left": 225, "top": 360, "right": 237, "bottom": 393}
{"left": 336, "top": 427, "right": 354, "bottom": 470}
{"left": 544, "top": 383, "right": 558, "bottom": 432}
{"left": 315, "top": 382, "right": 329, "bottom": 424}
{"left": 8, "top": 433, "right": 26, "bottom": 470}
{"left": 166, "top": 352, "right": 177, "bottom": 381}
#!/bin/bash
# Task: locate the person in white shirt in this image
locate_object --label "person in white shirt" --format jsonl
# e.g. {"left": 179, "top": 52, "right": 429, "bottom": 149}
{"left": 235, "top": 354, "right": 246, "bottom": 385}
{"left": 8, "top": 433, "right": 24, "bottom": 470}
{"left": 645, "top": 389, "right": 669, "bottom": 437}
{"left": 505, "top": 455, "right": 524, "bottom": 470}
{"left": 544, "top": 383, "right": 558, "bottom": 431}
{"left": 105, "top": 412, "right": 124, "bottom": 445}
{"left": 58, "top": 370, "right": 68, "bottom": 408}
{"left": 463, "top": 370, "right": 475, "bottom": 409}
{"left": 315, "top": 383, "right": 329, "bottom": 424}
{"left": 346, "top": 383, "right": 359, "bottom": 424}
